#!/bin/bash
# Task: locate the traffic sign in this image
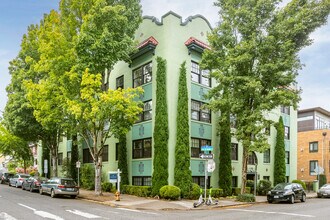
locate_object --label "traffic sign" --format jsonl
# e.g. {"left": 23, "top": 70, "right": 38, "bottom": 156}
{"left": 201, "top": 145, "right": 213, "bottom": 151}
{"left": 76, "top": 161, "right": 81, "bottom": 168}
{"left": 314, "top": 166, "right": 324, "bottom": 174}
{"left": 207, "top": 159, "right": 216, "bottom": 172}
{"left": 199, "top": 153, "right": 214, "bottom": 159}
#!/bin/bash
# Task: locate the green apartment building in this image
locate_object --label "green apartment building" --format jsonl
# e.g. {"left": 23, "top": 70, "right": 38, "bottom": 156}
{"left": 38, "top": 12, "right": 297, "bottom": 188}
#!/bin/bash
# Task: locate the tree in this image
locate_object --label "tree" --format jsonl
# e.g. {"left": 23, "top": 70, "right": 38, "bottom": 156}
{"left": 118, "top": 135, "right": 129, "bottom": 185}
{"left": 152, "top": 57, "right": 169, "bottom": 196}
{"left": 202, "top": 0, "right": 330, "bottom": 193}
{"left": 174, "top": 62, "right": 192, "bottom": 198}
{"left": 274, "top": 116, "right": 286, "bottom": 185}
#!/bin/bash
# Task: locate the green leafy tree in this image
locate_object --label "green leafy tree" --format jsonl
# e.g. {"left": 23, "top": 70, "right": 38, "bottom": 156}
{"left": 174, "top": 62, "right": 192, "bottom": 198}
{"left": 274, "top": 116, "right": 286, "bottom": 185}
{"left": 118, "top": 135, "right": 129, "bottom": 185}
{"left": 152, "top": 57, "right": 169, "bottom": 196}
{"left": 202, "top": 0, "right": 330, "bottom": 194}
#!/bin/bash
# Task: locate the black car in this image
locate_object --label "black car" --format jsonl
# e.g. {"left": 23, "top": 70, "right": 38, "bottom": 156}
{"left": 0, "top": 172, "right": 14, "bottom": 185}
{"left": 267, "top": 182, "right": 306, "bottom": 204}
{"left": 22, "top": 176, "right": 47, "bottom": 192}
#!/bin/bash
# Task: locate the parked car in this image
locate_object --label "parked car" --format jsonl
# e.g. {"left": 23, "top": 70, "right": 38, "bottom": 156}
{"left": 22, "top": 176, "right": 47, "bottom": 192}
{"left": 317, "top": 184, "right": 330, "bottom": 198}
{"left": 267, "top": 182, "right": 306, "bottom": 204}
{"left": 39, "top": 177, "right": 79, "bottom": 198}
{"left": 0, "top": 172, "right": 14, "bottom": 185}
{"left": 9, "top": 173, "right": 30, "bottom": 188}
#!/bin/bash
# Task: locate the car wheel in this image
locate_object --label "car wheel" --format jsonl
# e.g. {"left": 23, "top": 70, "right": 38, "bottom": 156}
{"left": 22, "top": 185, "right": 25, "bottom": 190}
{"left": 290, "top": 195, "right": 295, "bottom": 204}
{"left": 70, "top": 195, "right": 77, "bottom": 199}
{"left": 15, "top": 182, "right": 19, "bottom": 188}
{"left": 50, "top": 189, "right": 56, "bottom": 198}
{"left": 301, "top": 194, "right": 306, "bottom": 202}
{"left": 39, "top": 188, "right": 43, "bottom": 195}
{"left": 267, "top": 199, "right": 273, "bottom": 204}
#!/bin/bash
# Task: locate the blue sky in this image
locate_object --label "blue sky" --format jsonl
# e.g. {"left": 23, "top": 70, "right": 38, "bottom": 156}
{"left": 1, "top": 0, "right": 330, "bottom": 116}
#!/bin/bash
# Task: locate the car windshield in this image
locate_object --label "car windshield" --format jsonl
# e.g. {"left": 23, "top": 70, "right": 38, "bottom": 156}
{"left": 322, "top": 184, "right": 330, "bottom": 189}
{"left": 61, "top": 179, "right": 76, "bottom": 186}
{"left": 274, "top": 183, "right": 292, "bottom": 190}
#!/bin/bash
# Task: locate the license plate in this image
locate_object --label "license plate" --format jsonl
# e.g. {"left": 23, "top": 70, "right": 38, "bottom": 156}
{"left": 66, "top": 188, "right": 74, "bottom": 191}
{"left": 274, "top": 196, "right": 279, "bottom": 198}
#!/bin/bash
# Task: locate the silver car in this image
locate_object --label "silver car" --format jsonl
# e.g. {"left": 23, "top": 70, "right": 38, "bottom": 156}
{"left": 9, "top": 173, "right": 30, "bottom": 188}
{"left": 317, "top": 184, "right": 330, "bottom": 198}
{"left": 39, "top": 177, "right": 79, "bottom": 198}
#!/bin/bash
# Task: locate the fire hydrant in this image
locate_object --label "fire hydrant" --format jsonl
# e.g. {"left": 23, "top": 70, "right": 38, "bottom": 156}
{"left": 115, "top": 191, "right": 120, "bottom": 201}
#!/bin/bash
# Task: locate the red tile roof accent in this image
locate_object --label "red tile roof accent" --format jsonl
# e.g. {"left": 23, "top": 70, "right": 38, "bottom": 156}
{"left": 137, "top": 36, "right": 159, "bottom": 49}
{"left": 184, "top": 37, "right": 210, "bottom": 50}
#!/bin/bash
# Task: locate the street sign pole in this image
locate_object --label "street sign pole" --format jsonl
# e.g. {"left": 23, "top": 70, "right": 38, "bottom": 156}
{"left": 204, "top": 159, "right": 207, "bottom": 202}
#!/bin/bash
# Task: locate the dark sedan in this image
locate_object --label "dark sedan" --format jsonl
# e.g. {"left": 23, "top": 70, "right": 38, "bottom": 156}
{"left": 267, "top": 182, "right": 306, "bottom": 204}
{"left": 0, "top": 172, "right": 14, "bottom": 185}
{"left": 22, "top": 176, "right": 47, "bottom": 192}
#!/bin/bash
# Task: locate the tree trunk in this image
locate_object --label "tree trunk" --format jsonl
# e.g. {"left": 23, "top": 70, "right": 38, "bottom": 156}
{"left": 240, "top": 146, "right": 249, "bottom": 194}
{"left": 94, "top": 155, "right": 103, "bottom": 196}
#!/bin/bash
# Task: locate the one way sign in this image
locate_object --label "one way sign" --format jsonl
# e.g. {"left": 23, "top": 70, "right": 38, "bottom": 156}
{"left": 199, "top": 153, "right": 214, "bottom": 159}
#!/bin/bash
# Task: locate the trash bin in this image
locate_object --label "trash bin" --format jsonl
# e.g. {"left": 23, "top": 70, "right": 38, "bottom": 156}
{"left": 313, "top": 180, "right": 319, "bottom": 192}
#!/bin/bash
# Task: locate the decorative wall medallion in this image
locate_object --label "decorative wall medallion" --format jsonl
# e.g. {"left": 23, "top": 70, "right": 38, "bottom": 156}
{"left": 198, "top": 161, "right": 205, "bottom": 174}
{"left": 199, "top": 124, "right": 205, "bottom": 137}
{"left": 139, "top": 125, "right": 145, "bottom": 137}
{"left": 139, "top": 162, "right": 144, "bottom": 173}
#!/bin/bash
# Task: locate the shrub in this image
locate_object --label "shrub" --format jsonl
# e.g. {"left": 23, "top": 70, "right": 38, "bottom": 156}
{"left": 318, "top": 175, "right": 327, "bottom": 188}
{"left": 159, "top": 185, "right": 181, "bottom": 200}
{"left": 210, "top": 188, "right": 224, "bottom": 198}
{"left": 292, "top": 179, "right": 307, "bottom": 190}
{"left": 236, "top": 193, "right": 255, "bottom": 202}
{"left": 101, "top": 182, "right": 113, "bottom": 192}
{"left": 121, "top": 185, "right": 152, "bottom": 197}
{"left": 257, "top": 179, "right": 272, "bottom": 195}
{"left": 188, "top": 183, "right": 201, "bottom": 200}
{"left": 232, "top": 187, "right": 241, "bottom": 195}
{"left": 81, "top": 164, "right": 95, "bottom": 190}
{"left": 246, "top": 180, "right": 255, "bottom": 192}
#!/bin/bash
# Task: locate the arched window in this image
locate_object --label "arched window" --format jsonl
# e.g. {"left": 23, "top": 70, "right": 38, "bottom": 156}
{"left": 248, "top": 152, "right": 258, "bottom": 165}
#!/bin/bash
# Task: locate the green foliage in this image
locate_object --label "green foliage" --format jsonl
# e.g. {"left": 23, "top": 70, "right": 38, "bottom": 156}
{"left": 188, "top": 183, "right": 201, "bottom": 200}
{"left": 209, "top": 188, "right": 224, "bottom": 198}
{"left": 202, "top": 0, "right": 330, "bottom": 194}
{"left": 152, "top": 57, "right": 169, "bottom": 196}
{"left": 218, "top": 110, "right": 232, "bottom": 196}
{"left": 274, "top": 117, "right": 286, "bottom": 185}
{"left": 159, "top": 185, "right": 181, "bottom": 200}
{"left": 60, "top": 157, "right": 71, "bottom": 177}
{"left": 101, "top": 182, "right": 113, "bottom": 192}
{"left": 236, "top": 194, "right": 255, "bottom": 202}
{"left": 121, "top": 185, "right": 152, "bottom": 197}
{"left": 232, "top": 187, "right": 241, "bottom": 196}
{"left": 81, "top": 164, "right": 95, "bottom": 190}
{"left": 246, "top": 180, "right": 255, "bottom": 192}
{"left": 174, "top": 61, "right": 192, "bottom": 198}
{"left": 292, "top": 179, "right": 307, "bottom": 190}
{"left": 257, "top": 179, "right": 272, "bottom": 196}
{"left": 118, "top": 135, "right": 129, "bottom": 185}
{"left": 319, "top": 174, "right": 327, "bottom": 188}
{"left": 70, "top": 135, "right": 79, "bottom": 182}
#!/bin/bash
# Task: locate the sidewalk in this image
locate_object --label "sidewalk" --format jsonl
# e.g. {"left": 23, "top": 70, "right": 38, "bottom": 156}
{"left": 77, "top": 189, "right": 318, "bottom": 211}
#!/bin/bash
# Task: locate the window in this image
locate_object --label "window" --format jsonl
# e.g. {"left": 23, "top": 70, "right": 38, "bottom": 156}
{"left": 191, "top": 100, "right": 211, "bottom": 123}
{"left": 136, "top": 100, "right": 152, "bottom": 123}
{"left": 116, "top": 75, "right": 124, "bottom": 89}
{"left": 133, "top": 138, "right": 152, "bottom": 159}
{"left": 309, "top": 160, "right": 318, "bottom": 175}
{"left": 232, "top": 176, "right": 238, "bottom": 187}
{"left": 263, "top": 149, "right": 270, "bottom": 163}
{"left": 231, "top": 143, "right": 238, "bottom": 160}
{"left": 83, "top": 148, "right": 93, "bottom": 163}
{"left": 285, "top": 151, "right": 290, "bottom": 164}
{"left": 192, "top": 176, "right": 210, "bottom": 188}
{"left": 263, "top": 176, "right": 270, "bottom": 181}
{"left": 133, "top": 62, "right": 152, "bottom": 87}
{"left": 102, "top": 145, "right": 109, "bottom": 162}
{"left": 309, "top": 142, "right": 318, "bottom": 152}
{"left": 284, "top": 126, "right": 290, "bottom": 140}
{"left": 191, "top": 138, "right": 211, "bottom": 158}
{"left": 132, "top": 176, "right": 152, "bottom": 186}
{"left": 58, "top": 153, "right": 63, "bottom": 166}
{"left": 248, "top": 152, "right": 258, "bottom": 165}
{"left": 191, "top": 62, "right": 211, "bottom": 87}
{"left": 281, "top": 106, "right": 290, "bottom": 115}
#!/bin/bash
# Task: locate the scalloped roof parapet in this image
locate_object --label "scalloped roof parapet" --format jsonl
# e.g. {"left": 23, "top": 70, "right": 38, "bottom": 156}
{"left": 143, "top": 11, "right": 213, "bottom": 30}
{"left": 185, "top": 37, "right": 210, "bottom": 50}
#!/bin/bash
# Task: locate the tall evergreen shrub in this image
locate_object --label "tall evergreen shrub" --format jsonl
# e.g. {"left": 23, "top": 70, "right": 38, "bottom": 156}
{"left": 274, "top": 116, "right": 286, "bottom": 185}
{"left": 174, "top": 61, "right": 192, "bottom": 198}
{"left": 152, "top": 57, "right": 169, "bottom": 196}
{"left": 118, "top": 134, "right": 129, "bottom": 185}
{"left": 70, "top": 134, "right": 79, "bottom": 182}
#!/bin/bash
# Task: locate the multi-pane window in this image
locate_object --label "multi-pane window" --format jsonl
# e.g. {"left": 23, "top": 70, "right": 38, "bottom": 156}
{"left": 231, "top": 143, "right": 238, "bottom": 160}
{"left": 102, "top": 145, "right": 109, "bottom": 162}
{"left": 83, "top": 148, "right": 93, "bottom": 163}
{"left": 232, "top": 176, "right": 238, "bottom": 187}
{"left": 263, "top": 149, "right": 270, "bottom": 163}
{"left": 133, "top": 62, "right": 152, "bottom": 88}
{"left": 191, "top": 62, "right": 211, "bottom": 87}
{"left": 248, "top": 152, "right": 258, "bottom": 165}
{"left": 281, "top": 106, "right": 290, "bottom": 115}
{"left": 58, "top": 153, "right": 63, "bottom": 166}
{"left": 115, "top": 143, "right": 119, "bottom": 161}
{"left": 191, "top": 138, "right": 211, "bottom": 158}
{"left": 133, "top": 138, "right": 152, "bottom": 159}
{"left": 191, "top": 100, "right": 211, "bottom": 123}
{"left": 284, "top": 126, "right": 290, "bottom": 140}
{"left": 132, "top": 176, "right": 152, "bottom": 186}
{"left": 116, "top": 75, "right": 124, "bottom": 89}
{"left": 309, "top": 142, "right": 318, "bottom": 152}
{"left": 310, "top": 160, "right": 318, "bottom": 175}
{"left": 192, "top": 176, "right": 211, "bottom": 188}
{"left": 136, "top": 100, "right": 152, "bottom": 123}
{"left": 285, "top": 151, "right": 290, "bottom": 164}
